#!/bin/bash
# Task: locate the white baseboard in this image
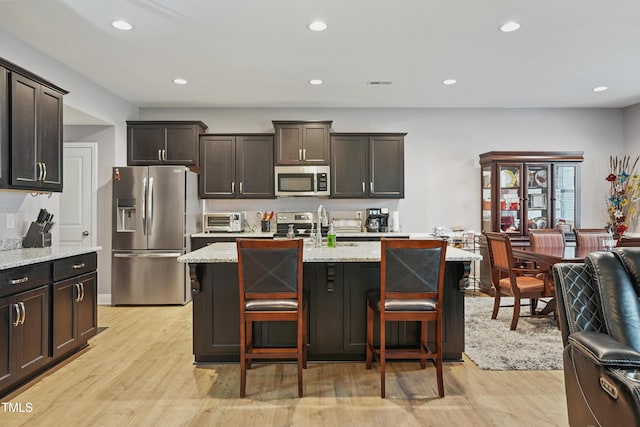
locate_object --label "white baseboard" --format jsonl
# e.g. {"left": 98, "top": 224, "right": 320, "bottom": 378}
{"left": 98, "top": 293, "right": 112, "bottom": 306}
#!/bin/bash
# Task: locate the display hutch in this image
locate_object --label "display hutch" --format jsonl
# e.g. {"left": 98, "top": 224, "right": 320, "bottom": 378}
{"left": 478, "top": 151, "right": 583, "bottom": 293}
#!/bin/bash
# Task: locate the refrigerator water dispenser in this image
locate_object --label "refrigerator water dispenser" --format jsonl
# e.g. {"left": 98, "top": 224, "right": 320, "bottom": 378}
{"left": 116, "top": 199, "right": 136, "bottom": 232}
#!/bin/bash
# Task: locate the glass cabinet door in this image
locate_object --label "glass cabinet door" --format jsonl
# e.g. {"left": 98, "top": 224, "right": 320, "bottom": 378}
{"left": 525, "top": 164, "right": 551, "bottom": 232}
{"left": 554, "top": 164, "right": 578, "bottom": 228}
{"left": 498, "top": 164, "right": 523, "bottom": 235}
{"left": 481, "top": 165, "right": 492, "bottom": 233}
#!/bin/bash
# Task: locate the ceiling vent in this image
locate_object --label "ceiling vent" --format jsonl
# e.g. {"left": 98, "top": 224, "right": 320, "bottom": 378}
{"left": 367, "top": 81, "right": 393, "bottom": 86}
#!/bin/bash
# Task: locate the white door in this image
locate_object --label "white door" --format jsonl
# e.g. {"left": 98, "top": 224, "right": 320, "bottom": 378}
{"left": 60, "top": 143, "right": 97, "bottom": 247}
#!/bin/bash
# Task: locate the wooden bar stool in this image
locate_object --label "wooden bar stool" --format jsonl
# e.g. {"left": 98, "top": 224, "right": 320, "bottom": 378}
{"left": 365, "top": 238, "right": 447, "bottom": 398}
{"left": 236, "top": 238, "right": 306, "bottom": 398}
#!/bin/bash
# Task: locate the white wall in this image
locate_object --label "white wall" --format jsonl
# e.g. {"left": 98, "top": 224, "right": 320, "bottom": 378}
{"left": 140, "top": 107, "right": 623, "bottom": 233}
{"left": 0, "top": 28, "right": 138, "bottom": 303}
{"left": 0, "top": 24, "right": 633, "bottom": 301}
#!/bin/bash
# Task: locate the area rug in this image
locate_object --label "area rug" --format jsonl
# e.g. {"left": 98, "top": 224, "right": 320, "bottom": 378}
{"left": 464, "top": 296, "right": 563, "bottom": 370}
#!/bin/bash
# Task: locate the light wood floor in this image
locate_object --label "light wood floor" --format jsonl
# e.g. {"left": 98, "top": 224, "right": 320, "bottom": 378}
{"left": 2, "top": 300, "right": 568, "bottom": 427}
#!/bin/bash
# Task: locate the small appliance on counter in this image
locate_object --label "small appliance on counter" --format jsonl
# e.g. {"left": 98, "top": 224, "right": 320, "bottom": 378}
{"left": 275, "top": 211, "right": 328, "bottom": 237}
{"left": 330, "top": 211, "right": 363, "bottom": 233}
{"left": 365, "top": 208, "right": 389, "bottom": 232}
{"left": 203, "top": 212, "right": 244, "bottom": 233}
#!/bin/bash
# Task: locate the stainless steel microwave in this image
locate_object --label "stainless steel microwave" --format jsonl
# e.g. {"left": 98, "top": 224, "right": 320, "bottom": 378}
{"left": 274, "top": 165, "right": 330, "bottom": 197}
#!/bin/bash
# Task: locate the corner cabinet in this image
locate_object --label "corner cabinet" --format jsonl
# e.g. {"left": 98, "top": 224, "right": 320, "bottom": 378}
{"left": 273, "top": 120, "right": 331, "bottom": 165}
{"left": 331, "top": 133, "right": 405, "bottom": 198}
{"left": 127, "top": 121, "right": 208, "bottom": 166}
{"left": 199, "top": 134, "right": 275, "bottom": 199}
{"left": 479, "top": 151, "right": 583, "bottom": 243}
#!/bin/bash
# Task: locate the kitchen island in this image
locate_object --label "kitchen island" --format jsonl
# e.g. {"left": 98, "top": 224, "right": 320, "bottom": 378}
{"left": 178, "top": 241, "right": 481, "bottom": 362}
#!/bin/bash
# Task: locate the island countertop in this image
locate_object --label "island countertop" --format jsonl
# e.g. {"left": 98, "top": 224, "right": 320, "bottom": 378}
{"left": 178, "top": 240, "right": 481, "bottom": 263}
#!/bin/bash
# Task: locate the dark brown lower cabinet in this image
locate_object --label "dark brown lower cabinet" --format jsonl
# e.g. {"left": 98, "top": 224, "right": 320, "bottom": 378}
{"left": 0, "top": 252, "right": 98, "bottom": 397}
{"left": 52, "top": 272, "right": 97, "bottom": 358}
{"left": 191, "top": 260, "right": 468, "bottom": 362}
{"left": 0, "top": 285, "right": 50, "bottom": 393}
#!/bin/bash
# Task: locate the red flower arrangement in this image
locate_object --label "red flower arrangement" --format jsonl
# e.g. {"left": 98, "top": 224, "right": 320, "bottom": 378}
{"left": 606, "top": 155, "right": 640, "bottom": 236}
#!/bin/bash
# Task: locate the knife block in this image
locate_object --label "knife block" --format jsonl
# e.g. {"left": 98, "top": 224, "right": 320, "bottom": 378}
{"left": 22, "top": 222, "right": 52, "bottom": 248}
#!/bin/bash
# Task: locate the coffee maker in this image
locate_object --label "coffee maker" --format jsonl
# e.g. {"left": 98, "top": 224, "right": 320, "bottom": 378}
{"left": 365, "top": 208, "right": 389, "bottom": 232}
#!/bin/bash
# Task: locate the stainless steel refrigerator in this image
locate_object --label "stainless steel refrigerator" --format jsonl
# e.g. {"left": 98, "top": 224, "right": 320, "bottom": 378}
{"left": 111, "top": 166, "right": 199, "bottom": 305}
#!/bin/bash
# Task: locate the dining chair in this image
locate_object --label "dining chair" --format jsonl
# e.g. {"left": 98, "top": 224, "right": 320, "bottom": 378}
{"left": 365, "top": 238, "right": 447, "bottom": 398}
{"left": 527, "top": 228, "right": 564, "bottom": 291}
{"left": 528, "top": 228, "right": 565, "bottom": 250}
{"left": 574, "top": 228, "right": 610, "bottom": 248}
{"left": 236, "top": 238, "right": 307, "bottom": 398}
{"left": 483, "top": 231, "right": 549, "bottom": 330}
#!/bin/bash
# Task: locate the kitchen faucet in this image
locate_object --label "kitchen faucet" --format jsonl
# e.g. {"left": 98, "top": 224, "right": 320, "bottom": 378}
{"left": 316, "top": 204, "right": 327, "bottom": 247}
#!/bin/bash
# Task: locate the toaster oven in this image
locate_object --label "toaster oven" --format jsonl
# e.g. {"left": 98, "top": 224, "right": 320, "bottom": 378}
{"left": 203, "top": 212, "right": 244, "bottom": 233}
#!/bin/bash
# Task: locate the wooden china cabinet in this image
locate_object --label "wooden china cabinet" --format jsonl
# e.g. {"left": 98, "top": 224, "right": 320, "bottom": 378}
{"left": 478, "top": 151, "right": 583, "bottom": 293}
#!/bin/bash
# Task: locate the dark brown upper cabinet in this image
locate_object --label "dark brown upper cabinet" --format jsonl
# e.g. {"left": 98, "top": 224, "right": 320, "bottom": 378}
{"left": 273, "top": 120, "right": 331, "bottom": 165}
{"left": 0, "top": 65, "right": 7, "bottom": 188}
{"left": 127, "top": 121, "right": 208, "bottom": 166}
{"left": 331, "top": 133, "right": 405, "bottom": 199}
{"left": 9, "top": 69, "right": 65, "bottom": 192}
{"left": 199, "top": 134, "right": 275, "bottom": 199}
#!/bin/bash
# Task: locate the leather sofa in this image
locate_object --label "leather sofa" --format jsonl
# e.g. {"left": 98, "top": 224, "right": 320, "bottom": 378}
{"left": 553, "top": 248, "right": 640, "bottom": 427}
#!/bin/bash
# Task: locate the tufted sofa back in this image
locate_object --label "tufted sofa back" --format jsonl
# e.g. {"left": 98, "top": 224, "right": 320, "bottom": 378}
{"left": 553, "top": 248, "right": 640, "bottom": 350}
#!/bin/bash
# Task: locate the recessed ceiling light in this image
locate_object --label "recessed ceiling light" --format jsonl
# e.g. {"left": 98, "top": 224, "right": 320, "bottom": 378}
{"left": 499, "top": 21, "right": 520, "bottom": 33}
{"left": 111, "top": 20, "right": 133, "bottom": 31}
{"left": 592, "top": 86, "right": 609, "bottom": 92}
{"left": 442, "top": 79, "right": 457, "bottom": 86}
{"left": 308, "top": 21, "right": 328, "bottom": 32}
{"left": 173, "top": 78, "right": 188, "bottom": 85}
{"left": 309, "top": 79, "right": 323, "bottom": 85}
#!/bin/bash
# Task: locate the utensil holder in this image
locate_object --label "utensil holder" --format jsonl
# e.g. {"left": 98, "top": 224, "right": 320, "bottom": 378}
{"left": 261, "top": 220, "right": 271, "bottom": 232}
{"left": 22, "top": 222, "right": 52, "bottom": 248}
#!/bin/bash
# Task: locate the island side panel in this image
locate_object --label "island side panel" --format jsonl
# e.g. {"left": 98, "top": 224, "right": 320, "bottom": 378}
{"left": 192, "top": 260, "right": 468, "bottom": 362}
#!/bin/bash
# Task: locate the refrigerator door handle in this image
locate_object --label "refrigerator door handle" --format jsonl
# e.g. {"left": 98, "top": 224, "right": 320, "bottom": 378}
{"left": 142, "top": 177, "right": 147, "bottom": 235}
{"left": 148, "top": 177, "right": 154, "bottom": 235}
{"left": 113, "top": 253, "right": 183, "bottom": 258}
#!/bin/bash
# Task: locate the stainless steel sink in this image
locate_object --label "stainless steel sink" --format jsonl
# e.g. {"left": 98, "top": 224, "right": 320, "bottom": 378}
{"left": 336, "top": 242, "right": 358, "bottom": 247}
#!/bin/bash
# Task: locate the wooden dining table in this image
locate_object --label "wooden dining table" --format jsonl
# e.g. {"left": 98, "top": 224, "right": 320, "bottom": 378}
{"left": 511, "top": 245, "right": 598, "bottom": 266}
{"left": 511, "top": 245, "right": 601, "bottom": 314}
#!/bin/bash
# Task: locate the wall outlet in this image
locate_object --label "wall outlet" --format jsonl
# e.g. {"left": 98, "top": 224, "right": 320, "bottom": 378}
{"left": 6, "top": 213, "right": 14, "bottom": 229}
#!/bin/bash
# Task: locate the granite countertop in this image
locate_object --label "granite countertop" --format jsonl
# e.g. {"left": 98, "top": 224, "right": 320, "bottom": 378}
{"left": 0, "top": 246, "right": 102, "bottom": 270}
{"left": 192, "top": 232, "right": 275, "bottom": 238}
{"left": 191, "top": 231, "right": 410, "bottom": 238}
{"left": 178, "top": 241, "right": 481, "bottom": 263}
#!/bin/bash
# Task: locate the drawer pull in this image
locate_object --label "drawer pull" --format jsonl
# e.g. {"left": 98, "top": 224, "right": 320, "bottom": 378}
{"left": 10, "top": 277, "right": 28, "bottom": 285}
{"left": 72, "top": 263, "right": 86, "bottom": 269}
